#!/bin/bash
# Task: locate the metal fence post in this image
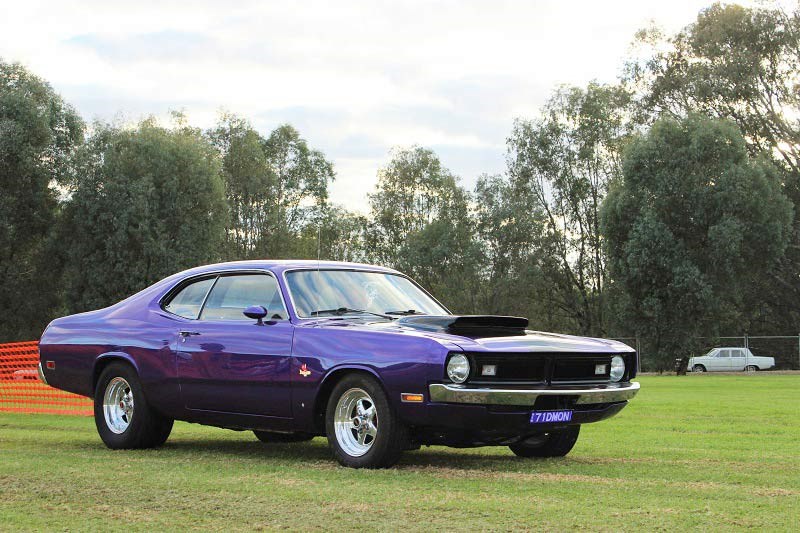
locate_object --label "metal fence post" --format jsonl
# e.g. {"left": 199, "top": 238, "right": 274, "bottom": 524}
{"left": 744, "top": 333, "right": 749, "bottom": 370}
{"left": 636, "top": 337, "right": 641, "bottom": 373}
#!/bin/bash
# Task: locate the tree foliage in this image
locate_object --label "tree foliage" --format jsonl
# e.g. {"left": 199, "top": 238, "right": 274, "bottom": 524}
{"left": 473, "top": 174, "right": 540, "bottom": 315}
{"left": 626, "top": 2, "right": 800, "bottom": 333}
{"left": 293, "top": 205, "right": 368, "bottom": 263}
{"left": 0, "top": 60, "right": 83, "bottom": 341}
{"left": 628, "top": 3, "right": 800, "bottom": 174}
{"left": 506, "top": 84, "right": 632, "bottom": 336}
{"left": 207, "top": 114, "right": 274, "bottom": 259}
{"left": 208, "top": 116, "right": 334, "bottom": 260}
{"left": 602, "top": 114, "right": 793, "bottom": 368}
{"left": 58, "top": 118, "right": 227, "bottom": 312}
{"left": 367, "top": 147, "right": 480, "bottom": 311}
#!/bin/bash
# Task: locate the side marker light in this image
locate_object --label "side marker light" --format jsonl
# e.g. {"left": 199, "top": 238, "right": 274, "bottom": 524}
{"left": 401, "top": 393, "right": 424, "bottom": 403}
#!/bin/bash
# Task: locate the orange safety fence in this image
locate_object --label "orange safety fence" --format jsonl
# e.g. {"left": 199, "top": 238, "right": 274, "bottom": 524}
{"left": 0, "top": 341, "right": 93, "bottom": 416}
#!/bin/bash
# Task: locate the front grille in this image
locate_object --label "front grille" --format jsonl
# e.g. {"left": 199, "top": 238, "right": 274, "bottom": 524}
{"left": 552, "top": 355, "right": 612, "bottom": 382}
{"left": 469, "top": 354, "right": 546, "bottom": 383}
{"left": 466, "top": 352, "right": 625, "bottom": 385}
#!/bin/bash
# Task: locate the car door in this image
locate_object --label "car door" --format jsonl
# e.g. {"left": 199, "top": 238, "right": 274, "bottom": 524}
{"left": 712, "top": 349, "right": 731, "bottom": 371}
{"left": 729, "top": 348, "right": 746, "bottom": 371}
{"left": 174, "top": 272, "right": 294, "bottom": 418}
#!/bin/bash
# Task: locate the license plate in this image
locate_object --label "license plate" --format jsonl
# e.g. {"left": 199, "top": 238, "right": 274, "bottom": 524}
{"left": 530, "top": 410, "right": 573, "bottom": 424}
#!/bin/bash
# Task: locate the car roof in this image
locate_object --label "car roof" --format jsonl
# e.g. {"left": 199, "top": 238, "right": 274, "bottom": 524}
{"left": 173, "top": 260, "right": 401, "bottom": 278}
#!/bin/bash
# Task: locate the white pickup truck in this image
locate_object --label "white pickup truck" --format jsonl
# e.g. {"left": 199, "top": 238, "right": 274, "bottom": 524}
{"left": 689, "top": 347, "right": 775, "bottom": 372}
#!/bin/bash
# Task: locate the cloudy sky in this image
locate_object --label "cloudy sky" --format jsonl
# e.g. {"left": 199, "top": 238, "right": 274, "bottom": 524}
{"left": 1, "top": 0, "right": 751, "bottom": 211}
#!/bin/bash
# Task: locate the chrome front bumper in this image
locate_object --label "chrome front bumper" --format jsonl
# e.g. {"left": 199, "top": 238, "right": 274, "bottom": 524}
{"left": 428, "top": 381, "right": 640, "bottom": 406}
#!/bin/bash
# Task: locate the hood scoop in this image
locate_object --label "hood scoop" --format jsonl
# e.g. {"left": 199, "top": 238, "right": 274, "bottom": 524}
{"left": 397, "top": 315, "right": 529, "bottom": 337}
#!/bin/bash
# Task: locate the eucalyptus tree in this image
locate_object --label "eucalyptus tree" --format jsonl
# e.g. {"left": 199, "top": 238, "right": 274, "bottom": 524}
{"left": 367, "top": 147, "right": 480, "bottom": 312}
{"left": 59, "top": 118, "right": 227, "bottom": 312}
{"left": 507, "top": 83, "right": 632, "bottom": 336}
{"left": 627, "top": 2, "right": 800, "bottom": 175}
{"left": 626, "top": 2, "right": 800, "bottom": 330}
{"left": 602, "top": 115, "right": 792, "bottom": 369}
{"left": 293, "top": 204, "right": 368, "bottom": 263}
{"left": 208, "top": 117, "right": 334, "bottom": 260}
{"left": 0, "top": 60, "right": 83, "bottom": 341}
{"left": 207, "top": 113, "right": 275, "bottom": 259}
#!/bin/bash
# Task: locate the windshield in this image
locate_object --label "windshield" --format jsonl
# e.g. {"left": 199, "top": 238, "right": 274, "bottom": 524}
{"left": 285, "top": 269, "right": 448, "bottom": 318}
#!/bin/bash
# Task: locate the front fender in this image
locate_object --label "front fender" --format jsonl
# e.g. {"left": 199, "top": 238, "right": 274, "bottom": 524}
{"left": 319, "top": 363, "right": 384, "bottom": 388}
{"left": 314, "top": 364, "right": 386, "bottom": 414}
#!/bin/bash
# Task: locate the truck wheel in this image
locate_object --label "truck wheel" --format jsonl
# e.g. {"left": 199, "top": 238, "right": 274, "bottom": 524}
{"left": 745, "top": 365, "right": 758, "bottom": 372}
{"left": 325, "top": 374, "right": 408, "bottom": 468}
{"left": 94, "top": 362, "right": 173, "bottom": 449}
{"left": 693, "top": 365, "right": 706, "bottom": 373}
{"left": 253, "top": 430, "right": 314, "bottom": 443}
{"left": 509, "top": 426, "right": 580, "bottom": 458}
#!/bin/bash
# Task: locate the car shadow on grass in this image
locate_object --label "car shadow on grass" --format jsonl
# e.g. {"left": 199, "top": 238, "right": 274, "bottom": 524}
{"left": 154, "top": 436, "right": 550, "bottom": 472}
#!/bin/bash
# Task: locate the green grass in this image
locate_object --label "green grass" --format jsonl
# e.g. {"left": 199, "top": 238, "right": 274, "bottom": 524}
{"left": 1, "top": 375, "right": 799, "bottom": 531}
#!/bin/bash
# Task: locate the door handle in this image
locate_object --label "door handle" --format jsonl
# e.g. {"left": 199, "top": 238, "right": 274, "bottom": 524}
{"left": 179, "top": 330, "right": 201, "bottom": 343}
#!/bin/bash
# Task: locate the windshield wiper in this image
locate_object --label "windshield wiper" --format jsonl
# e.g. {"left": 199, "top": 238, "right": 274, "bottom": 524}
{"left": 309, "top": 307, "right": 393, "bottom": 319}
{"left": 384, "top": 309, "right": 424, "bottom": 316}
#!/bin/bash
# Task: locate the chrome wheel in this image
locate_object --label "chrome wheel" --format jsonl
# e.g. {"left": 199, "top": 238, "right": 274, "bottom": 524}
{"left": 333, "top": 388, "right": 378, "bottom": 457}
{"left": 103, "top": 377, "right": 134, "bottom": 434}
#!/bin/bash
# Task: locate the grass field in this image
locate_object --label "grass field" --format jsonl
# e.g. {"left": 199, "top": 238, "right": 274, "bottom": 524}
{"left": 1, "top": 375, "right": 799, "bottom": 531}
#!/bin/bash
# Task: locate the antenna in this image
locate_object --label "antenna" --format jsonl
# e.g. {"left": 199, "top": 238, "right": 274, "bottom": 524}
{"left": 316, "top": 223, "right": 321, "bottom": 274}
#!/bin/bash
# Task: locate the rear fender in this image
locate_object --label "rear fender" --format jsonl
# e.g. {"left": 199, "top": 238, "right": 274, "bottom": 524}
{"left": 92, "top": 352, "right": 140, "bottom": 395}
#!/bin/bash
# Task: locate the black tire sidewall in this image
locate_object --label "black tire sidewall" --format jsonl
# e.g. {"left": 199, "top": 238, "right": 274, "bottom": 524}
{"left": 325, "top": 374, "right": 407, "bottom": 468}
{"left": 510, "top": 425, "right": 581, "bottom": 458}
{"left": 94, "top": 362, "right": 158, "bottom": 449}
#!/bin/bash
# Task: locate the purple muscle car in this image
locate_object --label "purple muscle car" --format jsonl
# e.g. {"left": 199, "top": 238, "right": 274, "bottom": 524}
{"left": 38, "top": 260, "right": 640, "bottom": 468}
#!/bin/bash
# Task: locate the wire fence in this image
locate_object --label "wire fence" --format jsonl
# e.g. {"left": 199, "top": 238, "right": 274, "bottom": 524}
{"left": 612, "top": 335, "right": 800, "bottom": 372}
{"left": 0, "top": 341, "right": 92, "bottom": 416}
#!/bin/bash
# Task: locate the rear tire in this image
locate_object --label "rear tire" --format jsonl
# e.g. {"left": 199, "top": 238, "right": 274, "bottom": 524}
{"left": 325, "top": 374, "right": 408, "bottom": 468}
{"left": 509, "top": 426, "right": 580, "bottom": 458}
{"left": 693, "top": 365, "right": 706, "bottom": 373}
{"left": 94, "top": 362, "right": 173, "bottom": 449}
{"left": 253, "top": 430, "right": 314, "bottom": 443}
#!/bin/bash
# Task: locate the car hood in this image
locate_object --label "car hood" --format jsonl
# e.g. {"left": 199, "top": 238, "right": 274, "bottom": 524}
{"left": 306, "top": 315, "right": 634, "bottom": 354}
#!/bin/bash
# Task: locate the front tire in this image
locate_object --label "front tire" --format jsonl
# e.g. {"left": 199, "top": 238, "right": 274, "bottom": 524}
{"left": 94, "top": 362, "right": 173, "bottom": 449}
{"left": 745, "top": 365, "right": 758, "bottom": 372}
{"left": 325, "top": 374, "right": 408, "bottom": 468}
{"left": 509, "top": 426, "right": 580, "bottom": 458}
{"left": 693, "top": 365, "right": 706, "bottom": 373}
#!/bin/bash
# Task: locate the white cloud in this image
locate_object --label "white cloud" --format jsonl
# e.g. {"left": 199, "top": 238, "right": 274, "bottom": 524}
{"left": 0, "top": 0, "right": 765, "bottom": 211}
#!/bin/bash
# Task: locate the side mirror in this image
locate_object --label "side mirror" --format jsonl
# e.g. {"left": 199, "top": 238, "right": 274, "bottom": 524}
{"left": 243, "top": 305, "right": 269, "bottom": 325}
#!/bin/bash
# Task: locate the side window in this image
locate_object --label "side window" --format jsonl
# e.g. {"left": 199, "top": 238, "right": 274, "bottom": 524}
{"left": 731, "top": 349, "right": 744, "bottom": 358}
{"left": 718, "top": 349, "right": 731, "bottom": 358}
{"left": 200, "top": 274, "right": 287, "bottom": 321}
{"left": 163, "top": 277, "right": 215, "bottom": 319}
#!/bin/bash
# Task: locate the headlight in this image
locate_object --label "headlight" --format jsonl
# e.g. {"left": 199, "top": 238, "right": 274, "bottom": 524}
{"left": 446, "top": 354, "right": 470, "bottom": 383}
{"left": 610, "top": 355, "right": 625, "bottom": 382}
